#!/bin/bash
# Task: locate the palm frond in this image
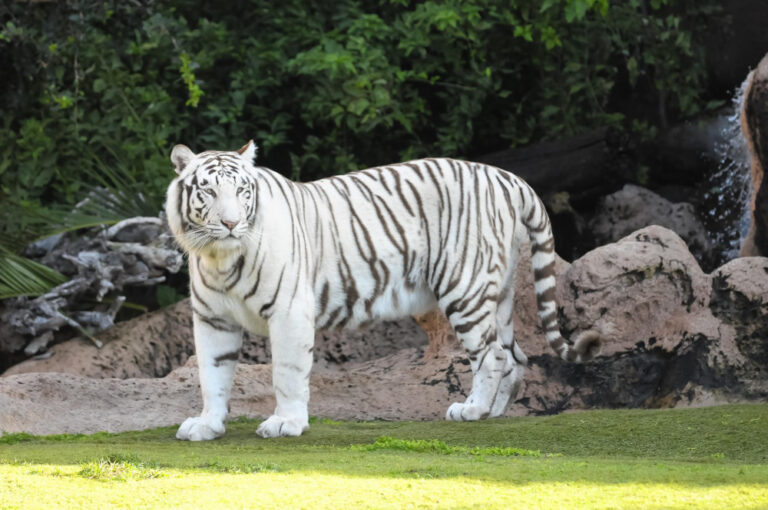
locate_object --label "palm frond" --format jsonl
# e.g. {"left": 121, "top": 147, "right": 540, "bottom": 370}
{"left": 81, "top": 146, "right": 165, "bottom": 218}
{"left": 0, "top": 244, "right": 68, "bottom": 300}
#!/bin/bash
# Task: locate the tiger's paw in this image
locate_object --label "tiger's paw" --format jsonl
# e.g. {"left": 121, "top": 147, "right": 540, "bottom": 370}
{"left": 446, "top": 402, "right": 489, "bottom": 421}
{"left": 176, "top": 416, "right": 225, "bottom": 441}
{"left": 256, "top": 415, "right": 308, "bottom": 438}
{"left": 488, "top": 400, "right": 509, "bottom": 418}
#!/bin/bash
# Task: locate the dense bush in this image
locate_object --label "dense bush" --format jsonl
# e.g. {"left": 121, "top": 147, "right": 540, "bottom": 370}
{"left": 1, "top": 0, "right": 720, "bottom": 207}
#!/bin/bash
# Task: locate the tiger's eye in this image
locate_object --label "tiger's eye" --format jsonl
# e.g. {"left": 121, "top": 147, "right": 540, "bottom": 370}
{"left": 205, "top": 189, "right": 217, "bottom": 197}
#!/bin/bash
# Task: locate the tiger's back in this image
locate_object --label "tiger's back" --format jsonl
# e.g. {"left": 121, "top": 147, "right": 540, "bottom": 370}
{"left": 304, "top": 159, "right": 524, "bottom": 328}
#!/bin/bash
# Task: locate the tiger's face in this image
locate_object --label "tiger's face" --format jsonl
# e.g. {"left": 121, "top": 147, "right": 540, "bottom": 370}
{"left": 166, "top": 141, "right": 259, "bottom": 253}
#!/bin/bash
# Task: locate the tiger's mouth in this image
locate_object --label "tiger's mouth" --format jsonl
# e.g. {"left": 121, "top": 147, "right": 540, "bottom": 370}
{"left": 180, "top": 226, "right": 246, "bottom": 254}
{"left": 213, "top": 233, "right": 244, "bottom": 245}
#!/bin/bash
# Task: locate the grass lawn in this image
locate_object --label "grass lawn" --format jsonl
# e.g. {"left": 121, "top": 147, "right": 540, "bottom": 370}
{"left": 1, "top": 404, "right": 767, "bottom": 509}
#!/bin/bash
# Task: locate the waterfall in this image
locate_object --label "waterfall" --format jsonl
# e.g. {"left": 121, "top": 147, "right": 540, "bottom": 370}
{"left": 703, "top": 75, "right": 754, "bottom": 265}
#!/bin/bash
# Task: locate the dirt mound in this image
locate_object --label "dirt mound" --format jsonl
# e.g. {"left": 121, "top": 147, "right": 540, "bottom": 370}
{"left": 2, "top": 301, "right": 427, "bottom": 378}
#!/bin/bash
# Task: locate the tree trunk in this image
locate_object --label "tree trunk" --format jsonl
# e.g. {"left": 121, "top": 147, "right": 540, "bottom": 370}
{"left": 740, "top": 52, "right": 768, "bottom": 257}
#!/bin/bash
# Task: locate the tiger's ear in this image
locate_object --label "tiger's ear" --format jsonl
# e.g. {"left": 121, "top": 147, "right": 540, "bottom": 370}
{"left": 171, "top": 144, "right": 195, "bottom": 175}
{"left": 237, "top": 140, "right": 257, "bottom": 164}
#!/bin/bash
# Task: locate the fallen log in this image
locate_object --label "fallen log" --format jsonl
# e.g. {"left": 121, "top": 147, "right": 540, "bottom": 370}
{"left": 477, "top": 128, "right": 623, "bottom": 199}
{"left": 0, "top": 216, "right": 183, "bottom": 370}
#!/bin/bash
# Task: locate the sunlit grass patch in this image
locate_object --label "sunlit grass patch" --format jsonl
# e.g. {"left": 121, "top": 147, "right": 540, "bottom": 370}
{"left": 353, "top": 435, "right": 545, "bottom": 457}
{"left": 353, "top": 436, "right": 456, "bottom": 454}
{"left": 309, "top": 416, "right": 344, "bottom": 426}
{"left": 77, "top": 453, "right": 164, "bottom": 481}
{"left": 0, "top": 430, "right": 115, "bottom": 446}
{"left": 197, "top": 460, "right": 281, "bottom": 474}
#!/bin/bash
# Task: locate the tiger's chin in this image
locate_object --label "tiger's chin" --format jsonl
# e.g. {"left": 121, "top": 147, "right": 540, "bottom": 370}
{"left": 192, "top": 236, "right": 247, "bottom": 258}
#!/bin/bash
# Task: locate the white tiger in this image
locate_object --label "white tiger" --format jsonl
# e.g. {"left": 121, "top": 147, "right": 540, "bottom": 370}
{"left": 166, "top": 141, "right": 600, "bottom": 440}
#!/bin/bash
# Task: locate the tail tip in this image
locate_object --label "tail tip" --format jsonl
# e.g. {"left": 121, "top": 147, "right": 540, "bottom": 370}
{"left": 572, "top": 330, "right": 602, "bottom": 362}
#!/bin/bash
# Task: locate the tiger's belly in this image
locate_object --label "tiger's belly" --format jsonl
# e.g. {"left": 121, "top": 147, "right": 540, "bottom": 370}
{"left": 354, "top": 282, "right": 437, "bottom": 326}
{"left": 313, "top": 258, "right": 437, "bottom": 330}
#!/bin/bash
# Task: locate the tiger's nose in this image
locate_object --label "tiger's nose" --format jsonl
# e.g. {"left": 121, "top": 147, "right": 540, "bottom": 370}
{"left": 221, "top": 219, "right": 239, "bottom": 231}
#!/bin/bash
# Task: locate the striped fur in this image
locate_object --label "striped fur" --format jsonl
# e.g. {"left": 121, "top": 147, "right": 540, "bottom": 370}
{"left": 167, "top": 140, "right": 600, "bottom": 440}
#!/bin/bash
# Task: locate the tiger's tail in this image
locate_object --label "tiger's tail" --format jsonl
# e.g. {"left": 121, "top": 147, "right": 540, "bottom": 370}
{"left": 519, "top": 182, "right": 601, "bottom": 363}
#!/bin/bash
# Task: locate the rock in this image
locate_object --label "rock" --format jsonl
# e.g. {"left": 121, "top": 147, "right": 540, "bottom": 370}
{"left": 709, "top": 257, "right": 768, "bottom": 383}
{"left": 545, "top": 191, "right": 588, "bottom": 261}
{"left": 589, "top": 184, "right": 712, "bottom": 264}
{"left": 516, "top": 226, "right": 768, "bottom": 415}
{"left": 479, "top": 128, "right": 620, "bottom": 199}
{"left": 648, "top": 113, "right": 731, "bottom": 179}
{"left": 560, "top": 226, "right": 711, "bottom": 356}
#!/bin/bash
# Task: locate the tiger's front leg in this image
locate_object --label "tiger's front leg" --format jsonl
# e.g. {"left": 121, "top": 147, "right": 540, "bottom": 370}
{"left": 177, "top": 313, "right": 243, "bottom": 441}
{"left": 256, "top": 309, "right": 314, "bottom": 438}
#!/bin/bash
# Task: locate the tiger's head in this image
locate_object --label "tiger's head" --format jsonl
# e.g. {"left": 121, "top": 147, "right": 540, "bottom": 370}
{"left": 166, "top": 141, "right": 259, "bottom": 254}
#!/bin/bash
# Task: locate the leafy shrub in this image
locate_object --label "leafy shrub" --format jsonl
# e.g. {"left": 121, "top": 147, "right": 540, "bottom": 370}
{"left": 0, "top": 0, "right": 719, "bottom": 201}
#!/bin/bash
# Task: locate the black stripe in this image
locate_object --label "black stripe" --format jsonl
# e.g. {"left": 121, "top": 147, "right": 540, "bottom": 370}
{"left": 260, "top": 266, "right": 286, "bottom": 317}
{"left": 243, "top": 256, "right": 265, "bottom": 300}
{"left": 224, "top": 255, "right": 245, "bottom": 291}
{"left": 195, "top": 311, "right": 240, "bottom": 333}
{"left": 213, "top": 351, "right": 239, "bottom": 366}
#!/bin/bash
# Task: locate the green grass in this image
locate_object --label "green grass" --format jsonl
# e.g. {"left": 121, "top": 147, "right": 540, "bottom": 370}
{"left": 1, "top": 404, "right": 767, "bottom": 509}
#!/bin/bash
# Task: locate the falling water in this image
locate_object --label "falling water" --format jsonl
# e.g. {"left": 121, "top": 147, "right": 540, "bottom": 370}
{"left": 703, "top": 75, "right": 754, "bottom": 265}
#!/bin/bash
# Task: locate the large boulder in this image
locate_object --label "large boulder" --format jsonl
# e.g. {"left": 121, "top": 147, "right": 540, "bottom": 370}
{"left": 518, "top": 227, "right": 768, "bottom": 414}
{"left": 588, "top": 184, "right": 712, "bottom": 264}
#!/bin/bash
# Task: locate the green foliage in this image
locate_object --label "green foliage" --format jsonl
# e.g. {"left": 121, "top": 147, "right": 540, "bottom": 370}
{"left": 354, "top": 436, "right": 457, "bottom": 454}
{"left": 155, "top": 284, "right": 186, "bottom": 308}
{"left": 1, "top": 0, "right": 719, "bottom": 200}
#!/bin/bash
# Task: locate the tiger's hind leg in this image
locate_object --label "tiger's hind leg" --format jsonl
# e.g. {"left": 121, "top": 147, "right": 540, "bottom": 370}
{"left": 488, "top": 252, "right": 528, "bottom": 418}
{"left": 442, "top": 301, "right": 506, "bottom": 421}
{"left": 489, "top": 290, "right": 527, "bottom": 418}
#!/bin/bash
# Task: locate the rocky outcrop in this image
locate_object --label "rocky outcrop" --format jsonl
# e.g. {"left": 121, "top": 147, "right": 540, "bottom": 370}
{"left": 589, "top": 184, "right": 712, "bottom": 264}
{"left": 1, "top": 226, "right": 767, "bottom": 435}
{"left": 530, "top": 227, "right": 768, "bottom": 413}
